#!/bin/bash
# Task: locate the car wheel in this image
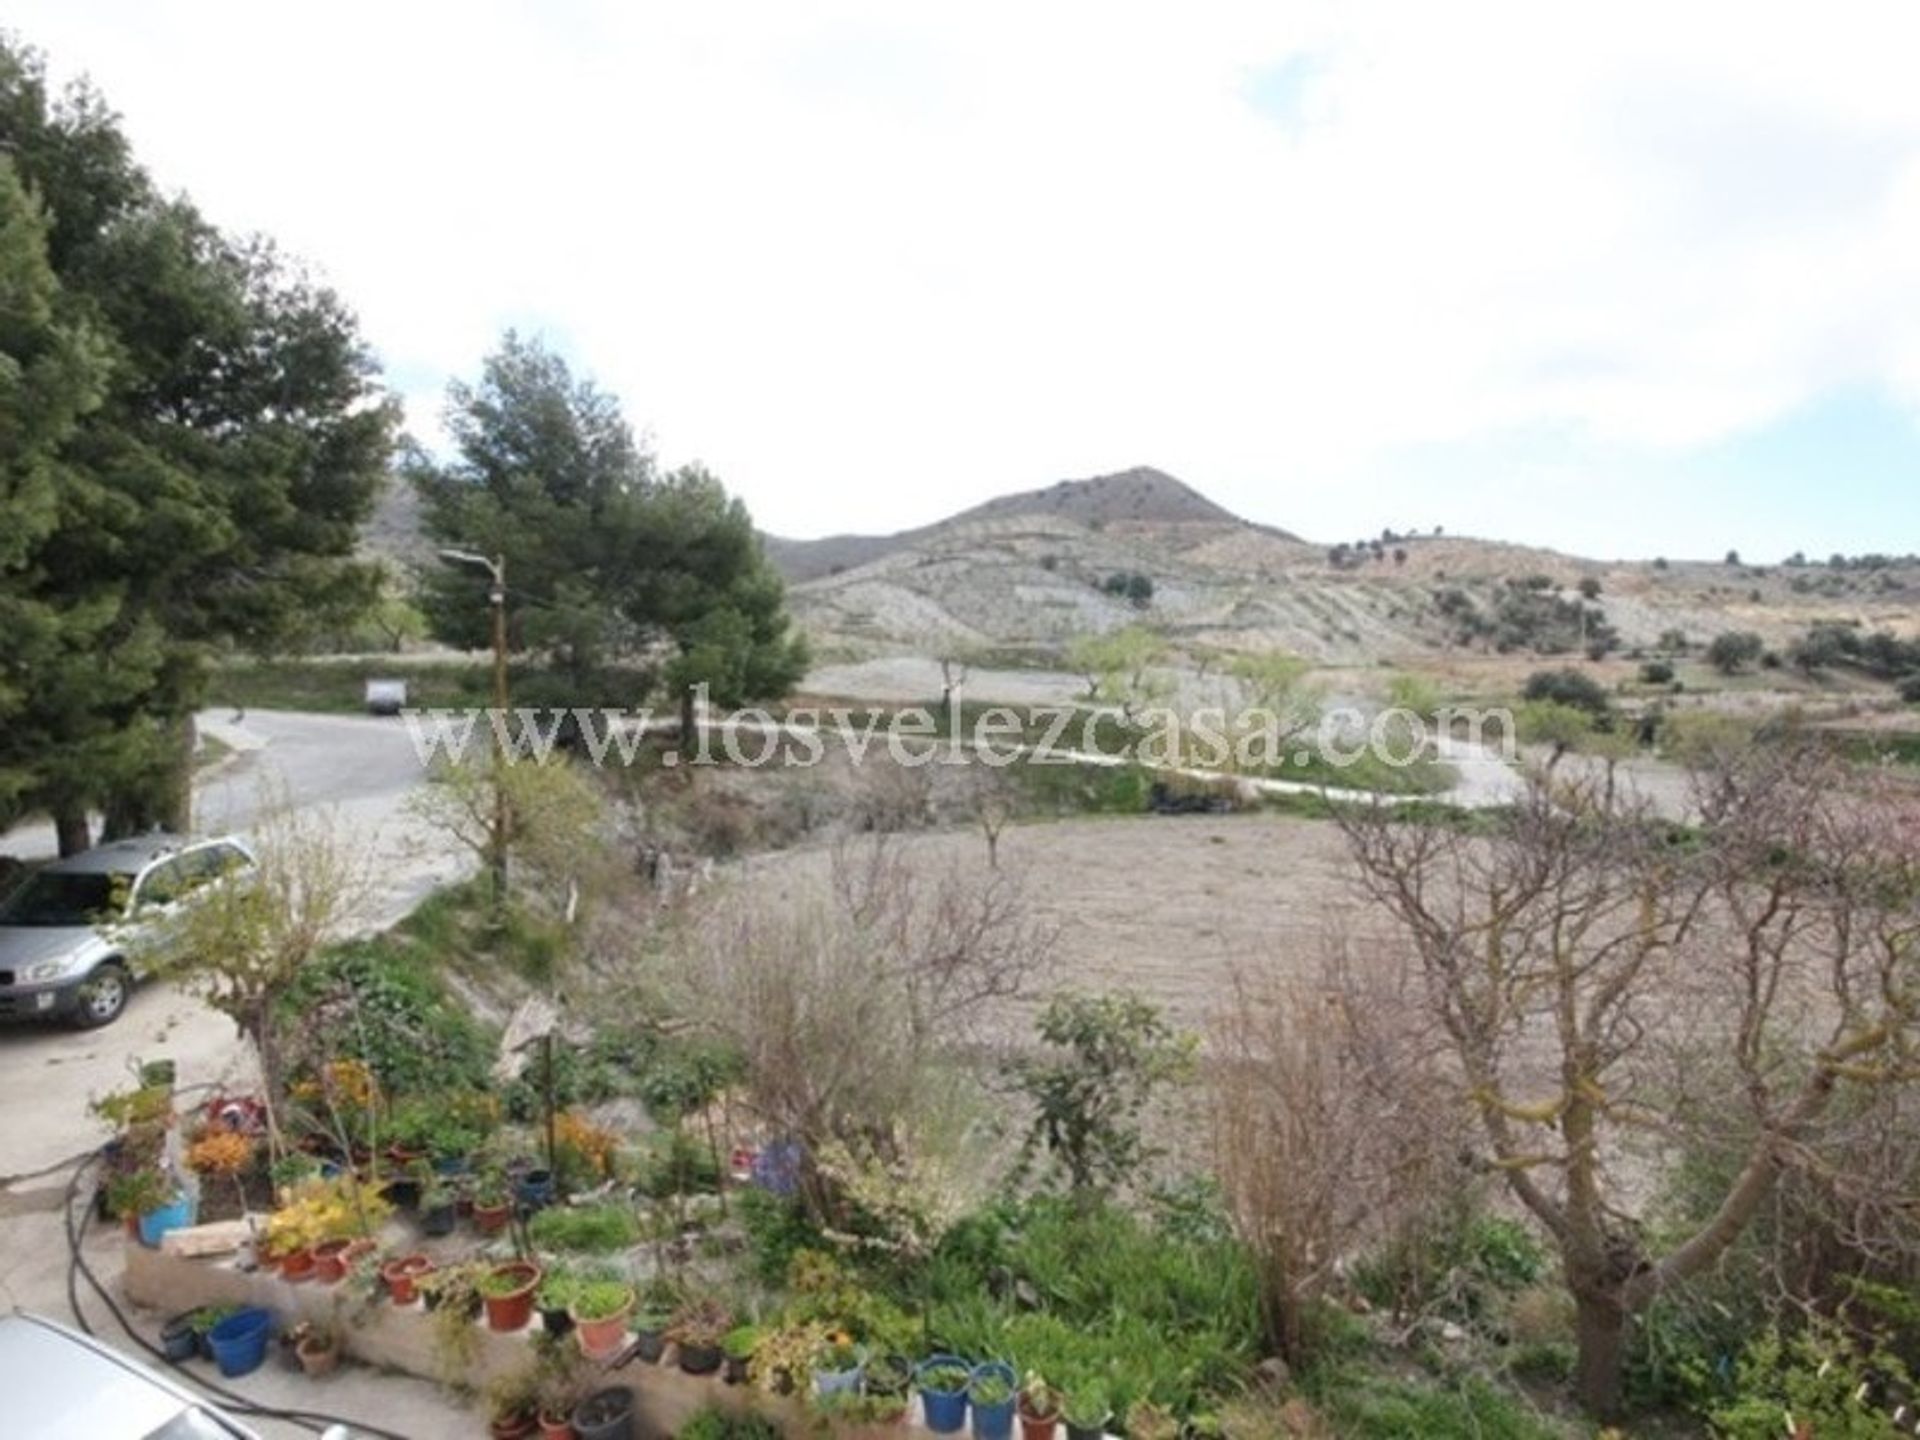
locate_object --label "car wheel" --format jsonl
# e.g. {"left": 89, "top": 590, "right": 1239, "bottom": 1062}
{"left": 72, "top": 962, "right": 130, "bottom": 1028}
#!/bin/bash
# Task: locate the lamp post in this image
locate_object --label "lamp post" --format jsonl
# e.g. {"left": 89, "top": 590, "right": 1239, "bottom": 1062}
{"left": 439, "top": 548, "right": 510, "bottom": 901}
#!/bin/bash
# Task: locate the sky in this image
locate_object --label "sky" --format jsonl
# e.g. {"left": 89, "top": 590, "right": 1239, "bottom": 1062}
{"left": 12, "top": 2, "right": 1920, "bottom": 560}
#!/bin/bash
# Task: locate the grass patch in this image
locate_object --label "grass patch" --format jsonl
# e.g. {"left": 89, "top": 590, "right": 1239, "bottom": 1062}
{"left": 527, "top": 1203, "right": 641, "bottom": 1254}
{"left": 1300, "top": 1364, "right": 1568, "bottom": 1439}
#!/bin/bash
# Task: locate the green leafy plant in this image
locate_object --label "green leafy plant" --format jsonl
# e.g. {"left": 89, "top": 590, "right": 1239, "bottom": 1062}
{"left": 1063, "top": 1379, "right": 1110, "bottom": 1429}
{"left": 528, "top": 1202, "right": 640, "bottom": 1254}
{"left": 921, "top": 1360, "right": 970, "bottom": 1394}
{"left": 1013, "top": 993, "right": 1194, "bottom": 1200}
{"left": 570, "top": 1277, "right": 635, "bottom": 1323}
{"left": 969, "top": 1369, "right": 1014, "bottom": 1407}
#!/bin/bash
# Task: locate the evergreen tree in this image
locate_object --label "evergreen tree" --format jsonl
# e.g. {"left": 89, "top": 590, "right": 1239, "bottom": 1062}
{"left": 414, "top": 333, "right": 806, "bottom": 723}
{"left": 0, "top": 40, "right": 396, "bottom": 849}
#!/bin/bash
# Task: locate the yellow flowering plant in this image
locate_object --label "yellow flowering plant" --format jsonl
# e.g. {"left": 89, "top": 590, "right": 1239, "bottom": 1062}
{"left": 263, "top": 1175, "right": 392, "bottom": 1257}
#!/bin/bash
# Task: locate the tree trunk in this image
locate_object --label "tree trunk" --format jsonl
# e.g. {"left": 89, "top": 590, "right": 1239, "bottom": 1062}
{"left": 1572, "top": 1288, "right": 1629, "bottom": 1420}
{"left": 54, "top": 806, "right": 91, "bottom": 857}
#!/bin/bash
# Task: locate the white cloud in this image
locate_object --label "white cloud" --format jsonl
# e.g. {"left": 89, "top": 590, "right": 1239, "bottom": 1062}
{"left": 15, "top": 0, "right": 1920, "bottom": 548}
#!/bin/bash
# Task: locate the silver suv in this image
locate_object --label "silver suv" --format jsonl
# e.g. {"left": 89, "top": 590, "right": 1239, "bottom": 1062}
{"left": 0, "top": 833, "right": 256, "bottom": 1028}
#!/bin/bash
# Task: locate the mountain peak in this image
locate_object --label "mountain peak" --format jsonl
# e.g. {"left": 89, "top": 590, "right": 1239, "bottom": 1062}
{"left": 952, "top": 465, "right": 1252, "bottom": 529}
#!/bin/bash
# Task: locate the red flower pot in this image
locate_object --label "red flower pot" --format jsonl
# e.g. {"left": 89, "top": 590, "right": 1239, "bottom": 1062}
{"left": 312, "top": 1239, "right": 354, "bottom": 1283}
{"left": 1019, "top": 1411, "right": 1060, "bottom": 1440}
{"left": 490, "top": 1414, "right": 538, "bottom": 1440}
{"left": 537, "top": 1412, "right": 573, "bottom": 1440}
{"left": 381, "top": 1253, "right": 433, "bottom": 1305}
{"left": 279, "top": 1247, "right": 317, "bottom": 1283}
{"left": 472, "top": 1200, "right": 512, "bottom": 1235}
{"left": 568, "top": 1297, "right": 634, "bottom": 1360}
{"left": 482, "top": 1261, "right": 542, "bottom": 1332}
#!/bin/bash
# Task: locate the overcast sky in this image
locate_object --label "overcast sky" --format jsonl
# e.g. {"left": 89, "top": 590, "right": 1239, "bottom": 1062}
{"left": 14, "top": 3, "right": 1920, "bottom": 559}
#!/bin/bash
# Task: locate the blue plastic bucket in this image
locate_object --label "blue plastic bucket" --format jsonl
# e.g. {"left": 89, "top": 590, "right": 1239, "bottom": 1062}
{"left": 206, "top": 1307, "right": 273, "bottom": 1377}
{"left": 917, "top": 1355, "right": 973, "bottom": 1434}
{"left": 137, "top": 1193, "right": 195, "bottom": 1248}
{"left": 968, "top": 1361, "right": 1017, "bottom": 1440}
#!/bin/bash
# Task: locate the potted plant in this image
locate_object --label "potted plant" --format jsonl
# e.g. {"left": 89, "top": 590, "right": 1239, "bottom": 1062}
{"left": 311, "top": 1237, "right": 356, "bottom": 1283}
{"left": 1062, "top": 1381, "right": 1110, "bottom": 1440}
{"left": 472, "top": 1168, "right": 513, "bottom": 1234}
{"left": 536, "top": 1266, "right": 579, "bottom": 1336}
{"left": 1123, "top": 1399, "right": 1178, "bottom": 1440}
{"left": 918, "top": 1355, "right": 973, "bottom": 1435}
{"left": 666, "top": 1296, "right": 732, "bottom": 1375}
{"left": 417, "top": 1260, "right": 484, "bottom": 1319}
{"left": 480, "top": 1260, "right": 544, "bottom": 1332}
{"left": 630, "top": 1300, "right": 673, "bottom": 1364}
{"left": 721, "top": 1324, "right": 760, "bottom": 1385}
{"left": 968, "top": 1362, "right": 1018, "bottom": 1440}
{"left": 568, "top": 1276, "right": 637, "bottom": 1360}
{"left": 812, "top": 1334, "right": 864, "bottom": 1397}
{"left": 867, "top": 1352, "right": 914, "bottom": 1398}
{"left": 380, "top": 1252, "right": 433, "bottom": 1305}
{"left": 487, "top": 1371, "right": 541, "bottom": 1440}
{"left": 418, "top": 1173, "right": 457, "bottom": 1236}
{"left": 294, "top": 1321, "right": 341, "bottom": 1377}
{"left": 160, "top": 1311, "right": 199, "bottom": 1363}
{"left": 1017, "top": 1373, "right": 1062, "bottom": 1440}
{"left": 570, "top": 1386, "right": 635, "bottom": 1440}
{"left": 188, "top": 1305, "right": 240, "bottom": 1361}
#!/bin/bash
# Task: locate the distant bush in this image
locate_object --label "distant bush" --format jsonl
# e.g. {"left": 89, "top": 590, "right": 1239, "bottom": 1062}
{"left": 1706, "top": 631, "right": 1765, "bottom": 674}
{"left": 1100, "top": 571, "right": 1154, "bottom": 607}
{"left": 1901, "top": 675, "right": 1920, "bottom": 705}
{"left": 1639, "top": 660, "right": 1675, "bottom": 685}
{"left": 1522, "top": 668, "right": 1612, "bottom": 718}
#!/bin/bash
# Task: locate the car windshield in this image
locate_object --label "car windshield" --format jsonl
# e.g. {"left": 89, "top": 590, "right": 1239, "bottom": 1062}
{"left": 0, "top": 871, "right": 126, "bottom": 927}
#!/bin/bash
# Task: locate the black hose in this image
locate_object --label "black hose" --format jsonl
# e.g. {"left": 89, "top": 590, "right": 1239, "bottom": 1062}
{"left": 62, "top": 1151, "right": 413, "bottom": 1440}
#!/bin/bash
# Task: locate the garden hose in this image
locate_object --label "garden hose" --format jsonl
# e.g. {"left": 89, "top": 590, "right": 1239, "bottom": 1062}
{"left": 61, "top": 1150, "right": 414, "bottom": 1440}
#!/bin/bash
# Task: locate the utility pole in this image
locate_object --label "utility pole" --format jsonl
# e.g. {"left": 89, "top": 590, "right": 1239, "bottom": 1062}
{"left": 441, "top": 549, "right": 511, "bottom": 903}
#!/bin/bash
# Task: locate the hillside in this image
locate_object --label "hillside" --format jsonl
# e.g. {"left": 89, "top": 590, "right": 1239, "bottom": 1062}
{"left": 360, "top": 463, "right": 1920, "bottom": 669}
{"left": 768, "top": 469, "right": 1920, "bottom": 666}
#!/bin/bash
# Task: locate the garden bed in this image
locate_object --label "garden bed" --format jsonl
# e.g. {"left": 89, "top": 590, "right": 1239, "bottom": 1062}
{"left": 123, "top": 1237, "right": 1060, "bottom": 1438}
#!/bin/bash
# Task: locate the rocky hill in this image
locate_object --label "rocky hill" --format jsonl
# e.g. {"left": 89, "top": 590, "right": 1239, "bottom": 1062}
{"left": 768, "top": 469, "right": 1920, "bottom": 666}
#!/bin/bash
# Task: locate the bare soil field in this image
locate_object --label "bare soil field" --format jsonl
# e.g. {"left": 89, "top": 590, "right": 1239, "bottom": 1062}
{"left": 732, "top": 811, "right": 1390, "bottom": 1034}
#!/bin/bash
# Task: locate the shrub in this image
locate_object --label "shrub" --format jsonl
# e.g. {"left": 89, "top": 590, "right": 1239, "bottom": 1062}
{"left": 1709, "top": 1320, "right": 1914, "bottom": 1439}
{"left": 1639, "top": 660, "right": 1675, "bottom": 685}
{"left": 1013, "top": 992, "right": 1195, "bottom": 1200}
{"left": 1521, "top": 668, "right": 1611, "bottom": 718}
{"left": 527, "top": 1203, "right": 640, "bottom": 1254}
{"left": 1900, "top": 674, "right": 1920, "bottom": 705}
{"left": 1706, "top": 630, "right": 1765, "bottom": 674}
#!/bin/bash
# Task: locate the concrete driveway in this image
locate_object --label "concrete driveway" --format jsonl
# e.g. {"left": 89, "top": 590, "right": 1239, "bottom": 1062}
{"left": 0, "top": 709, "right": 461, "bottom": 1183}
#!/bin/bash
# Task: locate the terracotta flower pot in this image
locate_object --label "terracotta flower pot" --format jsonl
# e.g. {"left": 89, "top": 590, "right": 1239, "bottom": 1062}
{"left": 296, "top": 1335, "right": 339, "bottom": 1377}
{"left": 1018, "top": 1409, "right": 1059, "bottom": 1440}
{"left": 279, "top": 1247, "right": 317, "bottom": 1283}
{"left": 381, "top": 1254, "right": 433, "bottom": 1305}
{"left": 482, "top": 1262, "right": 543, "bottom": 1332}
{"left": 489, "top": 1413, "right": 538, "bottom": 1440}
{"left": 568, "top": 1297, "right": 635, "bottom": 1360}
{"left": 311, "top": 1239, "right": 353, "bottom": 1284}
{"left": 472, "top": 1199, "right": 512, "bottom": 1235}
{"left": 537, "top": 1411, "right": 573, "bottom": 1440}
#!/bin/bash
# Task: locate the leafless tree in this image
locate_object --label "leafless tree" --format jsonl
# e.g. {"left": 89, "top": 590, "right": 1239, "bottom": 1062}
{"left": 1340, "top": 746, "right": 1920, "bottom": 1417}
{"left": 679, "top": 837, "right": 1055, "bottom": 1220}
{"left": 962, "top": 764, "right": 1018, "bottom": 869}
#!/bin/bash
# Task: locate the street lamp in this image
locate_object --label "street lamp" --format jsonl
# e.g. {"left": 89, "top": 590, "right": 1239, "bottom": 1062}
{"left": 439, "top": 548, "right": 510, "bottom": 902}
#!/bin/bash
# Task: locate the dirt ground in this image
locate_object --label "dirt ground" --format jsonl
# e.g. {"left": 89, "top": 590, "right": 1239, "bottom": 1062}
{"left": 733, "top": 810, "right": 1393, "bottom": 1035}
